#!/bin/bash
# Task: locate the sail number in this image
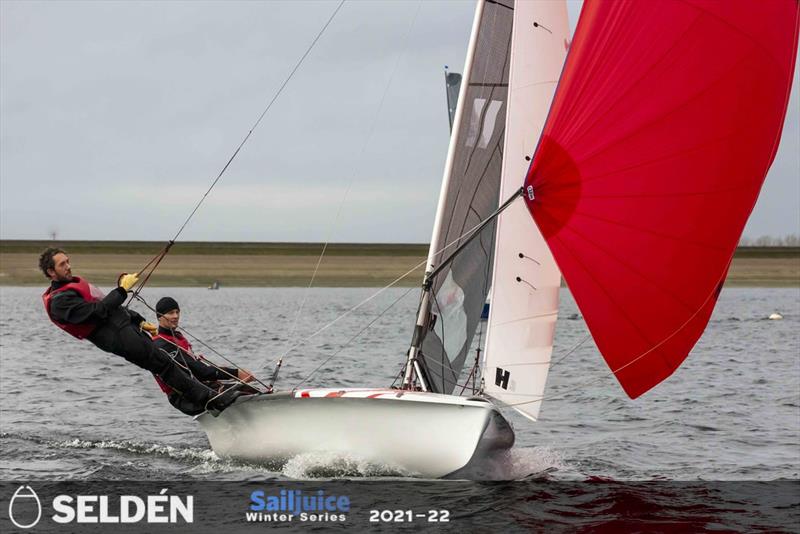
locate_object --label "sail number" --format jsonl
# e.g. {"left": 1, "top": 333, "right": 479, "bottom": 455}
{"left": 369, "top": 509, "right": 450, "bottom": 523}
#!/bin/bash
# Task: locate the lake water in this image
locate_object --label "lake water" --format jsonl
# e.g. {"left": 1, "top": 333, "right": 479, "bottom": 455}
{"left": 1, "top": 285, "right": 798, "bottom": 530}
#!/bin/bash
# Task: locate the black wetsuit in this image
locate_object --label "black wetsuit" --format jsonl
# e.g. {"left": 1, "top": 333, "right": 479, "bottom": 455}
{"left": 47, "top": 280, "right": 218, "bottom": 407}
{"left": 153, "top": 327, "right": 238, "bottom": 416}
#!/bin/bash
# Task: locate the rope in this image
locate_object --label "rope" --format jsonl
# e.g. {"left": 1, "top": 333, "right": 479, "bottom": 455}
{"left": 404, "top": 333, "right": 591, "bottom": 397}
{"left": 168, "top": 0, "right": 346, "bottom": 246}
{"left": 280, "top": 0, "right": 423, "bottom": 360}
{"left": 129, "top": 241, "right": 174, "bottom": 304}
{"left": 272, "top": 198, "right": 520, "bottom": 375}
{"left": 177, "top": 327, "right": 272, "bottom": 391}
{"left": 293, "top": 285, "right": 416, "bottom": 389}
{"left": 274, "top": 257, "right": 428, "bottom": 366}
{"left": 404, "top": 325, "right": 591, "bottom": 398}
{"left": 466, "top": 248, "right": 493, "bottom": 394}
{"left": 389, "top": 351, "right": 481, "bottom": 394}
{"left": 550, "top": 333, "right": 591, "bottom": 367}
{"left": 133, "top": 204, "right": 502, "bottom": 393}
{"left": 498, "top": 268, "right": 732, "bottom": 411}
{"left": 126, "top": 0, "right": 346, "bottom": 297}
{"left": 499, "top": 373, "right": 608, "bottom": 411}
{"left": 418, "top": 359, "right": 478, "bottom": 393}
{"left": 430, "top": 284, "right": 448, "bottom": 393}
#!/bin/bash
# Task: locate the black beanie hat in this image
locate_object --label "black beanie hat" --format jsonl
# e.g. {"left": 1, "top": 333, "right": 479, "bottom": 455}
{"left": 156, "top": 297, "right": 180, "bottom": 316}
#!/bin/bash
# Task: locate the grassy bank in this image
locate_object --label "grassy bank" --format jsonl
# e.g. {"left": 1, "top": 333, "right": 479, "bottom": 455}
{"left": 0, "top": 240, "right": 428, "bottom": 256}
{"left": 1, "top": 241, "right": 797, "bottom": 287}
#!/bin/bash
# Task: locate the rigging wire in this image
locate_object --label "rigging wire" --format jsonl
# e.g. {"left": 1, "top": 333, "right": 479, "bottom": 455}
{"left": 430, "top": 284, "right": 447, "bottom": 393}
{"left": 170, "top": 0, "right": 346, "bottom": 245}
{"left": 473, "top": 228, "right": 496, "bottom": 392}
{"left": 409, "top": 326, "right": 592, "bottom": 396}
{"left": 500, "top": 373, "right": 607, "bottom": 411}
{"left": 476, "top": 335, "right": 594, "bottom": 411}
{"left": 550, "top": 333, "right": 591, "bottom": 367}
{"left": 178, "top": 327, "right": 271, "bottom": 391}
{"left": 293, "top": 285, "right": 417, "bottom": 389}
{"left": 126, "top": 0, "right": 346, "bottom": 301}
{"left": 503, "top": 266, "right": 737, "bottom": 411}
{"left": 460, "top": 234, "right": 493, "bottom": 395}
{"left": 270, "top": 256, "right": 428, "bottom": 371}
{"left": 279, "top": 0, "right": 424, "bottom": 363}
{"left": 391, "top": 354, "right": 480, "bottom": 393}
{"left": 277, "top": 200, "right": 518, "bottom": 387}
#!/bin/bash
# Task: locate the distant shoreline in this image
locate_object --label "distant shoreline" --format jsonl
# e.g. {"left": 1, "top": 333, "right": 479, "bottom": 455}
{"left": 1, "top": 240, "right": 798, "bottom": 287}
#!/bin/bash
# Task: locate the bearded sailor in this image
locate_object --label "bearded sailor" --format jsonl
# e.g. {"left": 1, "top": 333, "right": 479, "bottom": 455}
{"left": 39, "top": 247, "right": 240, "bottom": 413}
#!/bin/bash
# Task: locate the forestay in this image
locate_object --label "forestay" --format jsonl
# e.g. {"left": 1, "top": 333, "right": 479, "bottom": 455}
{"left": 482, "top": 0, "right": 569, "bottom": 421}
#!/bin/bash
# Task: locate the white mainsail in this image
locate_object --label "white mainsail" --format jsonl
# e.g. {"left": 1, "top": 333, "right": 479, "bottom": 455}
{"left": 482, "top": 0, "right": 570, "bottom": 421}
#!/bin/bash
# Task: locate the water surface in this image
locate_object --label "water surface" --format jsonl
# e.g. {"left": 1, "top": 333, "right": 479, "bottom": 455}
{"left": 1, "top": 286, "right": 796, "bottom": 482}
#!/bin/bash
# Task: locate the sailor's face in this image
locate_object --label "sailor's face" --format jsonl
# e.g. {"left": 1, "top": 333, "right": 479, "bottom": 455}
{"left": 158, "top": 309, "right": 180, "bottom": 329}
{"left": 48, "top": 253, "right": 73, "bottom": 282}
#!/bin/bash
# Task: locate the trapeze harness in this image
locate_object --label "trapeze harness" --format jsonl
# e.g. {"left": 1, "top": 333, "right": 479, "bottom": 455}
{"left": 151, "top": 330, "right": 194, "bottom": 395}
{"left": 42, "top": 277, "right": 106, "bottom": 340}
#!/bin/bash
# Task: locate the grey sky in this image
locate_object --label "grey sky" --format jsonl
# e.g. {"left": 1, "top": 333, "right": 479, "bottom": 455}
{"left": 1, "top": 0, "right": 798, "bottom": 243}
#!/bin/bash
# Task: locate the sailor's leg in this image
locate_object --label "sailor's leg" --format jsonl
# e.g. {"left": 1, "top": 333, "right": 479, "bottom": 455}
{"left": 157, "top": 355, "right": 218, "bottom": 406}
{"left": 167, "top": 392, "right": 207, "bottom": 416}
{"left": 113, "top": 325, "right": 216, "bottom": 405}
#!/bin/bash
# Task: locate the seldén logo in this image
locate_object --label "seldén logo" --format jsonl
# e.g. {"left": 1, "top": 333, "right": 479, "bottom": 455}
{"left": 248, "top": 488, "right": 349, "bottom": 523}
{"left": 8, "top": 485, "right": 42, "bottom": 529}
{"left": 6, "top": 485, "right": 193, "bottom": 527}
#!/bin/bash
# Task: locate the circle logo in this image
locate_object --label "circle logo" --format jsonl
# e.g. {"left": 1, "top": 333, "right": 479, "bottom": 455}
{"left": 8, "top": 485, "right": 42, "bottom": 529}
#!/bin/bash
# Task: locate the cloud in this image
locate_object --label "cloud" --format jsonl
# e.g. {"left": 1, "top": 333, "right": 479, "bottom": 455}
{"left": 1, "top": 0, "right": 797, "bottom": 242}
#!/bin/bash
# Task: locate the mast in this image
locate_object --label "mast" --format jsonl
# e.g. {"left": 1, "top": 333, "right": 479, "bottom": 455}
{"left": 402, "top": 0, "right": 486, "bottom": 390}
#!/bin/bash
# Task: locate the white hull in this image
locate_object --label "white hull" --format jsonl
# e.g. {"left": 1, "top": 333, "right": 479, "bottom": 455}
{"left": 196, "top": 388, "right": 514, "bottom": 478}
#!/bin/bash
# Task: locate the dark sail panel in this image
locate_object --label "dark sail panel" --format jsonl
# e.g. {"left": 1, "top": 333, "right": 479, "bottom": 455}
{"left": 445, "top": 71, "right": 462, "bottom": 132}
{"left": 419, "top": 0, "right": 513, "bottom": 394}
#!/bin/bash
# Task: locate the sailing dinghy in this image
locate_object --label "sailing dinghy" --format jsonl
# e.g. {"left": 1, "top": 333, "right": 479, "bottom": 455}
{"left": 198, "top": 0, "right": 799, "bottom": 477}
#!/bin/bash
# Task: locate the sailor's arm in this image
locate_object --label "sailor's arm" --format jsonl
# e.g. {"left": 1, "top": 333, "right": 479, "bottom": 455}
{"left": 179, "top": 352, "right": 238, "bottom": 381}
{"left": 190, "top": 352, "right": 254, "bottom": 382}
{"left": 183, "top": 351, "right": 252, "bottom": 382}
{"left": 181, "top": 337, "right": 250, "bottom": 381}
{"left": 192, "top": 358, "right": 240, "bottom": 382}
{"left": 49, "top": 286, "right": 127, "bottom": 325}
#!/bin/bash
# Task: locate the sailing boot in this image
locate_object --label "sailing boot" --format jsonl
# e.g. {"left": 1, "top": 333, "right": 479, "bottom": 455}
{"left": 205, "top": 383, "right": 245, "bottom": 416}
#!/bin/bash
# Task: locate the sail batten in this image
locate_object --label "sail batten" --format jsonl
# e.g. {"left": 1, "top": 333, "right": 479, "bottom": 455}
{"left": 525, "top": 0, "right": 799, "bottom": 399}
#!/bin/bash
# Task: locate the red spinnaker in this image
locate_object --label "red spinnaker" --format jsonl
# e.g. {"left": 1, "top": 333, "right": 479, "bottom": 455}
{"left": 525, "top": 0, "right": 799, "bottom": 398}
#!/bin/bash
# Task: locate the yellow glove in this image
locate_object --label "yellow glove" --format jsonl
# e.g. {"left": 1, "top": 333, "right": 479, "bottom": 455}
{"left": 140, "top": 321, "right": 158, "bottom": 335}
{"left": 117, "top": 272, "right": 139, "bottom": 291}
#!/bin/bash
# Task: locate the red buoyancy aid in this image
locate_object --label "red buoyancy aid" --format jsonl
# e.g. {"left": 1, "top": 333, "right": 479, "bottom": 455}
{"left": 152, "top": 330, "right": 197, "bottom": 395}
{"left": 42, "top": 276, "right": 106, "bottom": 340}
